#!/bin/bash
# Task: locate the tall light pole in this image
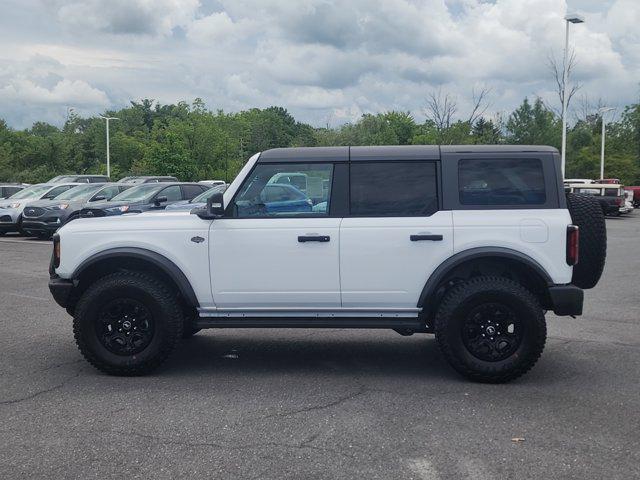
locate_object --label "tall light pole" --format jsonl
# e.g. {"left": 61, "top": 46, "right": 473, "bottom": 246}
{"left": 561, "top": 13, "right": 585, "bottom": 177}
{"left": 598, "top": 107, "right": 615, "bottom": 180}
{"left": 99, "top": 115, "right": 119, "bottom": 177}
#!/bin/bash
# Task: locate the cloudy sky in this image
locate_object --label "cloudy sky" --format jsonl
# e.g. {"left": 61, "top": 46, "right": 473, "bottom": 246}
{"left": 0, "top": 0, "right": 638, "bottom": 129}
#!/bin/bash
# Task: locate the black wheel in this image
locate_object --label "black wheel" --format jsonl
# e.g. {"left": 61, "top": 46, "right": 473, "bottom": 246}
{"left": 73, "top": 271, "right": 183, "bottom": 375}
{"left": 566, "top": 193, "right": 607, "bottom": 289}
{"left": 434, "top": 276, "right": 546, "bottom": 383}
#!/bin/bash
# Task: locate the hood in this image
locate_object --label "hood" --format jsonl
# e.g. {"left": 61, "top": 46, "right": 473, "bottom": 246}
{"left": 165, "top": 201, "right": 204, "bottom": 211}
{"left": 0, "top": 195, "right": 41, "bottom": 208}
{"left": 58, "top": 209, "right": 197, "bottom": 234}
{"left": 84, "top": 200, "right": 142, "bottom": 210}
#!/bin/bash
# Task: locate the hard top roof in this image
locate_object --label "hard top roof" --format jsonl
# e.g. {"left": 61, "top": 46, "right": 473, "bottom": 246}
{"left": 258, "top": 145, "right": 558, "bottom": 163}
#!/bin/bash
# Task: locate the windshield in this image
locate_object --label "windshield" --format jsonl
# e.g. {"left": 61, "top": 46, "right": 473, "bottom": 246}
{"left": 191, "top": 186, "right": 222, "bottom": 203}
{"left": 55, "top": 184, "right": 103, "bottom": 201}
{"left": 111, "top": 184, "right": 163, "bottom": 202}
{"left": 8, "top": 184, "right": 52, "bottom": 199}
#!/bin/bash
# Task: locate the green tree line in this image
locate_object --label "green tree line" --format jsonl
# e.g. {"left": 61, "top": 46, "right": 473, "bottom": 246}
{"left": 1, "top": 96, "right": 639, "bottom": 185}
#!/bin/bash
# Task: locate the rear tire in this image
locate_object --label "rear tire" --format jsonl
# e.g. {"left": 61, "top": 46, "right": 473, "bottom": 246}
{"left": 73, "top": 271, "right": 183, "bottom": 375}
{"left": 434, "top": 276, "right": 546, "bottom": 383}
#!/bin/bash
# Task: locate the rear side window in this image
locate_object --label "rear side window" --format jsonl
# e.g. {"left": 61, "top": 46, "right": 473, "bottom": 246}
{"left": 350, "top": 162, "right": 438, "bottom": 216}
{"left": 459, "top": 158, "right": 545, "bottom": 205}
{"left": 182, "top": 185, "right": 206, "bottom": 199}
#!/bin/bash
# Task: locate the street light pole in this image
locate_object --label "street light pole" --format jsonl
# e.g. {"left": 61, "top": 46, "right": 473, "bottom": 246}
{"left": 599, "top": 107, "right": 615, "bottom": 180}
{"left": 561, "top": 14, "right": 585, "bottom": 177}
{"left": 99, "top": 115, "right": 119, "bottom": 178}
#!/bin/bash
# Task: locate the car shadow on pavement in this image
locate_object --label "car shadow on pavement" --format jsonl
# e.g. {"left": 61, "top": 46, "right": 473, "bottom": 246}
{"left": 164, "top": 331, "right": 453, "bottom": 379}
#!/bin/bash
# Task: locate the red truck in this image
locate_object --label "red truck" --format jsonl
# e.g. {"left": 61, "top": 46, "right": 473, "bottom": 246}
{"left": 626, "top": 186, "right": 640, "bottom": 207}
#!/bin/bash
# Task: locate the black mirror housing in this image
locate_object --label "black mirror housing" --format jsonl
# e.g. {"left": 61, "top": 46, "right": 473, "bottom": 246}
{"left": 154, "top": 195, "right": 168, "bottom": 206}
{"left": 195, "top": 192, "right": 225, "bottom": 219}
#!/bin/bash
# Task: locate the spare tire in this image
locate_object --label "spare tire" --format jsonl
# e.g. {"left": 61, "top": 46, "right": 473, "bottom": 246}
{"left": 566, "top": 193, "right": 607, "bottom": 289}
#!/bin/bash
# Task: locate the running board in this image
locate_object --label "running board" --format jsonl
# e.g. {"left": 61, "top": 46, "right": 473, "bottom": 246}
{"left": 195, "top": 317, "right": 425, "bottom": 330}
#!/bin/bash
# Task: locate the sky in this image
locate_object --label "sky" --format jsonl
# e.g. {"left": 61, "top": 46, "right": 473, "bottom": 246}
{"left": 0, "top": 0, "right": 638, "bottom": 129}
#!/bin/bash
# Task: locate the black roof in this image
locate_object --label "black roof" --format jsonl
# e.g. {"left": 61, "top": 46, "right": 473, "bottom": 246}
{"left": 258, "top": 145, "right": 558, "bottom": 163}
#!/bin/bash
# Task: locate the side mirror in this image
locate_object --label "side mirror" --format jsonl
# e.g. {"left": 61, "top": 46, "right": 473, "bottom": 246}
{"left": 195, "top": 191, "right": 224, "bottom": 219}
{"left": 92, "top": 195, "right": 106, "bottom": 202}
{"left": 154, "top": 195, "right": 168, "bottom": 206}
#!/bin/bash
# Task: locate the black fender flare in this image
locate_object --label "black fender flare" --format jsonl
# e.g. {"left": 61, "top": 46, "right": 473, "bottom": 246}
{"left": 72, "top": 247, "right": 199, "bottom": 307}
{"left": 417, "top": 247, "right": 553, "bottom": 317}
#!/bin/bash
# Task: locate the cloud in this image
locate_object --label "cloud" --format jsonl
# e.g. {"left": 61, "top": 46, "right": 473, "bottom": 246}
{"left": 54, "top": 0, "right": 200, "bottom": 36}
{"left": 0, "top": 0, "right": 638, "bottom": 129}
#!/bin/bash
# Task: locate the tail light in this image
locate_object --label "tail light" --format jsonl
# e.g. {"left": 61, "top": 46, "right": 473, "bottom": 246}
{"left": 566, "top": 225, "right": 579, "bottom": 266}
{"left": 52, "top": 234, "right": 61, "bottom": 269}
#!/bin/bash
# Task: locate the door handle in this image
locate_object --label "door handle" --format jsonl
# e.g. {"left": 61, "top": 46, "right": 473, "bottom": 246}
{"left": 410, "top": 234, "right": 443, "bottom": 241}
{"left": 298, "top": 235, "right": 330, "bottom": 243}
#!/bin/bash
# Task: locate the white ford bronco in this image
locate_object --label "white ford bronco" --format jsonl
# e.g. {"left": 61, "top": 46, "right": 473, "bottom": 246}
{"left": 49, "top": 146, "right": 607, "bottom": 382}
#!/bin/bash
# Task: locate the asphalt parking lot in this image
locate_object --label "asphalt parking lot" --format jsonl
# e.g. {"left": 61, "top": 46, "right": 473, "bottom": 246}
{"left": 1, "top": 217, "right": 639, "bottom": 480}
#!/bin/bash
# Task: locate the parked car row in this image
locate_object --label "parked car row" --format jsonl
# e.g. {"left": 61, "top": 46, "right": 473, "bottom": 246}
{"left": 564, "top": 178, "right": 635, "bottom": 216}
{"left": 0, "top": 175, "right": 229, "bottom": 238}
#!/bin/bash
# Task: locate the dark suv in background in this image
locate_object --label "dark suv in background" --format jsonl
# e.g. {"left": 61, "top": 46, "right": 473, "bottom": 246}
{"left": 80, "top": 182, "right": 209, "bottom": 217}
{"left": 21, "top": 183, "right": 132, "bottom": 237}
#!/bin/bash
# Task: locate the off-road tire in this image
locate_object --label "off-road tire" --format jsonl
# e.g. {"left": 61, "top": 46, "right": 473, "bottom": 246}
{"left": 566, "top": 193, "right": 607, "bottom": 289}
{"left": 434, "top": 276, "right": 546, "bottom": 383}
{"left": 73, "top": 271, "right": 183, "bottom": 375}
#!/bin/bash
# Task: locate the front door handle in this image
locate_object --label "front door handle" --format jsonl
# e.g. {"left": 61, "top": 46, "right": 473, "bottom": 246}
{"left": 298, "top": 235, "right": 330, "bottom": 243}
{"left": 410, "top": 234, "right": 443, "bottom": 241}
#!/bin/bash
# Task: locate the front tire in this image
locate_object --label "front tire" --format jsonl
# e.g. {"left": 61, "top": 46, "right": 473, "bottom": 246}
{"left": 73, "top": 271, "right": 183, "bottom": 375}
{"left": 434, "top": 276, "right": 546, "bottom": 383}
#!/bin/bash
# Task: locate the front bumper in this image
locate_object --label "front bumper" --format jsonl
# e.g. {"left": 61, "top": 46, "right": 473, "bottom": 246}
{"left": 22, "top": 216, "right": 65, "bottom": 235}
{"left": 49, "top": 276, "right": 75, "bottom": 309}
{"left": 0, "top": 209, "right": 21, "bottom": 233}
{"left": 548, "top": 284, "right": 583, "bottom": 316}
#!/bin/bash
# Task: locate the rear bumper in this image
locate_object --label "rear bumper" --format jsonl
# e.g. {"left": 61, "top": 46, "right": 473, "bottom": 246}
{"left": 548, "top": 284, "right": 583, "bottom": 316}
{"left": 48, "top": 276, "right": 75, "bottom": 309}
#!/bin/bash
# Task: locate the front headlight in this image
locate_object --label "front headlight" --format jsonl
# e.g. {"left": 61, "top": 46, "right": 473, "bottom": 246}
{"left": 118, "top": 205, "right": 130, "bottom": 212}
{"left": 58, "top": 203, "right": 69, "bottom": 210}
{"left": 9, "top": 203, "right": 20, "bottom": 209}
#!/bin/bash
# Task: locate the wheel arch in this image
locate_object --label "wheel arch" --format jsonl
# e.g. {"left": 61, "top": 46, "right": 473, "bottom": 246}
{"left": 71, "top": 247, "right": 199, "bottom": 310}
{"left": 418, "top": 247, "right": 553, "bottom": 319}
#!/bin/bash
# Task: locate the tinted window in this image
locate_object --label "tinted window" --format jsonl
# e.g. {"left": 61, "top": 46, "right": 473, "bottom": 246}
{"left": 350, "top": 162, "right": 438, "bottom": 216}
{"left": 92, "top": 186, "right": 120, "bottom": 201}
{"left": 158, "top": 185, "right": 182, "bottom": 201}
{"left": 44, "top": 185, "right": 74, "bottom": 199}
{"left": 182, "top": 185, "right": 206, "bottom": 200}
{"left": 604, "top": 188, "right": 619, "bottom": 197}
{"left": 459, "top": 158, "right": 545, "bottom": 205}
{"left": 233, "top": 163, "right": 332, "bottom": 217}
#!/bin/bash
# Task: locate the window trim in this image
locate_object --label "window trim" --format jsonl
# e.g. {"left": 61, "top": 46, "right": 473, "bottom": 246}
{"left": 347, "top": 160, "right": 441, "bottom": 218}
{"left": 224, "top": 161, "right": 342, "bottom": 219}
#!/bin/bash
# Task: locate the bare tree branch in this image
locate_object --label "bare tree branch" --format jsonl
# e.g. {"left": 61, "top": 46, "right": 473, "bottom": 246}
{"left": 425, "top": 89, "right": 457, "bottom": 131}
{"left": 468, "top": 87, "right": 492, "bottom": 125}
{"left": 547, "top": 50, "right": 582, "bottom": 116}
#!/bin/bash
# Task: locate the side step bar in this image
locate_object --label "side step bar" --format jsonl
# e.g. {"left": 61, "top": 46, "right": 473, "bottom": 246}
{"left": 195, "top": 317, "right": 426, "bottom": 330}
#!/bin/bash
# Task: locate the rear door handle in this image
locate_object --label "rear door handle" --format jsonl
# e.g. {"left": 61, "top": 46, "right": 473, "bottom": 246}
{"left": 298, "top": 235, "right": 330, "bottom": 243}
{"left": 410, "top": 234, "right": 443, "bottom": 241}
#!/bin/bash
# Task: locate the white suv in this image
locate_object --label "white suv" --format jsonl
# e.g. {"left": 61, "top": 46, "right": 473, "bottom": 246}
{"left": 49, "top": 146, "right": 607, "bottom": 382}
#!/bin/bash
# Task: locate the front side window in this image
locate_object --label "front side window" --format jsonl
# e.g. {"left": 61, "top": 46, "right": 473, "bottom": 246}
{"left": 350, "top": 161, "right": 438, "bottom": 216}
{"left": 158, "top": 185, "right": 182, "bottom": 202}
{"left": 232, "top": 163, "right": 332, "bottom": 217}
{"left": 459, "top": 158, "right": 546, "bottom": 205}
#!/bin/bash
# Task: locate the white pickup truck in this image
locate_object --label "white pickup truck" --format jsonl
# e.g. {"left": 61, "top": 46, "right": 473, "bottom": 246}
{"left": 49, "top": 145, "right": 606, "bottom": 382}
